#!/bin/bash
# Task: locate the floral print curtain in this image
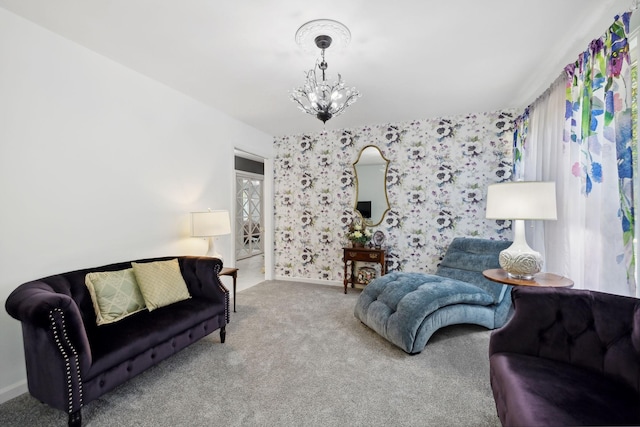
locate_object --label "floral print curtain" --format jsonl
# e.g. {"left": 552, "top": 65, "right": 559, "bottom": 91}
{"left": 514, "top": 12, "right": 635, "bottom": 296}
{"left": 566, "top": 12, "right": 634, "bottom": 293}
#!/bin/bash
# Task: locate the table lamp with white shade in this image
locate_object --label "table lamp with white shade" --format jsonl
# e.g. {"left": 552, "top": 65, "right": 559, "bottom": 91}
{"left": 485, "top": 181, "right": 557, "bottom": 280}
{"left": 191, "top": 210, "right": 231, "bottom": 260}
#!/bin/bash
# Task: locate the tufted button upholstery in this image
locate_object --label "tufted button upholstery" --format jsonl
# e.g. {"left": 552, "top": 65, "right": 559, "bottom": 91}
{"left": 489, "top": 286, "right": 640, "bottom": 426}
{"left": 5, "top": 255, "right": 229, "bottom": 424}
{"left": 355, "top": 237, "right": 513, "bottom": 354}
{"left": 491, "top": 287, "right": 640, "bottom": 391}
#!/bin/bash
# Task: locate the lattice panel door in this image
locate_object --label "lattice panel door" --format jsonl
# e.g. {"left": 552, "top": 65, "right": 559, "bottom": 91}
{"left": 235, "top": 173, "right": 264, "bottom": 260}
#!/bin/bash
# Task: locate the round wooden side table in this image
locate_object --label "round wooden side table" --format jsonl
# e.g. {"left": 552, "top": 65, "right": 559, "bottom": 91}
{"left": 483, "top": 268, "right": 574, "bottom": 288}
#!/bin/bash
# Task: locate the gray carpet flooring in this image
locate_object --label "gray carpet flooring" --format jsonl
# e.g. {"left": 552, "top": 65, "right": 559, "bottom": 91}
{"left": 0, "top": 280, "right": 501, "bottom": 426}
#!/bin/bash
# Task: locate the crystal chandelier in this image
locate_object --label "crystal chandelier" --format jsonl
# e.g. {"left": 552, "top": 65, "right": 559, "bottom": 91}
{"left": 290, "top": 21, "right": 361, "bottom": 124}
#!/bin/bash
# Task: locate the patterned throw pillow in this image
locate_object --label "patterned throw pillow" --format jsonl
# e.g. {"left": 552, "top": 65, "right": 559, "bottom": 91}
{"left": 131, "top": 259, "right": 191, "bottom": 311}
{"left": 85, "top": 268, "right": 147, "bottom": 325}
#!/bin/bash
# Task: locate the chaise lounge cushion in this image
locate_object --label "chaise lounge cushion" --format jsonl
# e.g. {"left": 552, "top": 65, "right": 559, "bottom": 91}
{"left": 356, "top": 272, "right": 496, "bottom": 353}
{"left": 354, "top": 237, "right": 512, "bottom": 354}
{"left": 435, "top": 239, "right": 511, "bottom": 304}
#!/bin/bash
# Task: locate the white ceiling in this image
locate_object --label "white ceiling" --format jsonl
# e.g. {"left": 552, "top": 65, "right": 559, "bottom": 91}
{"left": 0, "top": 0, "right": 632, "bottom": 137}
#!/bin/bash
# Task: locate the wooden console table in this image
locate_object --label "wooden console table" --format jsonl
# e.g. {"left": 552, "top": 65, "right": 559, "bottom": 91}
{"left": 342, "top": 246, "right": 386, "bottom": 294}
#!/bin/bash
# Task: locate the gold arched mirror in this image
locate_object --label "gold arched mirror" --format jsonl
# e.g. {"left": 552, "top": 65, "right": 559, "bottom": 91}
{"left": 353, "top": 145, "right": 390, "bottom": 226}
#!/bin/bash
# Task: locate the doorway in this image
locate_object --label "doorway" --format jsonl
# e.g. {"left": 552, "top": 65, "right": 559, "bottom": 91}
{"left": 233, "top": 151, "right": 266, "bottom": 293}
{"left": 235, "top": 171, "right": 264, "bottom": 260}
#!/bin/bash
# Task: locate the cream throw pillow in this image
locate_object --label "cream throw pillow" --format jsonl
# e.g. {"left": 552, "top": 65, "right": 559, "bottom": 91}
{"left": 132, "top": 259, "right": 191, "bottom": 311}
{"left": 85, "top": 268, "right": 147, "bottom": 326}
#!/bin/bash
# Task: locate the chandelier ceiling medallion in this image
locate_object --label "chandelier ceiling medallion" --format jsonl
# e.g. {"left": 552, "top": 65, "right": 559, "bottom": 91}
{"left": 290, "top": 19, "right": 361, "bottom": 124}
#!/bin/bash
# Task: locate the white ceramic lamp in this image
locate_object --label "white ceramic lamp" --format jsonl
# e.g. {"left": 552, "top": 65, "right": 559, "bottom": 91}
{"left": 191, "top": 210, "right": 231, "bottom": 260}
{"left": 485, "top": 182, "right": 557, "bottom": 280}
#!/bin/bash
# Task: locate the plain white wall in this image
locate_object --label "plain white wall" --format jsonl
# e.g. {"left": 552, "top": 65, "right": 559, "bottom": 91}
{"left": 0, "top": 8, "right": 272, "bottom": 402}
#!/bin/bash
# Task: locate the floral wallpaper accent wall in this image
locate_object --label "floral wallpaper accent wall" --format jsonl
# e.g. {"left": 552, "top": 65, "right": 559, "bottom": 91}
{"left": 273, "top": 110, "right": 515, "bottom": 281}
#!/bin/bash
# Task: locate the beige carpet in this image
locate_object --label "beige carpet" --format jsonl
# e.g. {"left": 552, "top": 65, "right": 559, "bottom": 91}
{"left": 0, "top": 280, "right": 501, "bottom": 426}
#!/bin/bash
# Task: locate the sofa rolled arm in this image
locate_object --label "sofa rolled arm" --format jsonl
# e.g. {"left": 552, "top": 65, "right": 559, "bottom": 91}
{"left": 5, "top": 280, "right": 93, "bottom": 376}
{"left": 8, "top": 281, "right": 82, "bottom": 327}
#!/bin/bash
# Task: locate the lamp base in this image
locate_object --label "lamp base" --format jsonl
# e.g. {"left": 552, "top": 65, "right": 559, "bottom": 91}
{"left": 205, "top": 236, "right": 224, "bottom": 263}
{"left": 498, "top": 219, "right": 544, "bottom": 280}
{"left": 498, "top": 249, "right": 543, "bottom": 281}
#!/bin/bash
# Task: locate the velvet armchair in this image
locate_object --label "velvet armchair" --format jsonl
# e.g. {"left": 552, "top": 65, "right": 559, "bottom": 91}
{"left": 489, "top": 286, "right": 640, "bottom": 426}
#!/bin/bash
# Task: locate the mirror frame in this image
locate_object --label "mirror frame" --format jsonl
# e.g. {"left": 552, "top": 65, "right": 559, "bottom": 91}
{"left": 352, "top": 145, "right": 391, "bottom": 227}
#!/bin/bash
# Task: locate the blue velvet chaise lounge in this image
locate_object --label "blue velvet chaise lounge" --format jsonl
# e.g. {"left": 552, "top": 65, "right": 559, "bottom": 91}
{"left": 354, "top": 237, "right": 512, "bottom": 354}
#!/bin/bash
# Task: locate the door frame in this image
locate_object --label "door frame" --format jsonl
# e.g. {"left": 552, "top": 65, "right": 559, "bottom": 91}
{"left": 231, "top": 149, "right": 274, "bottom": 280}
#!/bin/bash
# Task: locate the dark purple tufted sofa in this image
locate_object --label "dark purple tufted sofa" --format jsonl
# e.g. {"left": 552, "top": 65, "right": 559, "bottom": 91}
{"left": 489, "top": 286, "right": 640, "bottom": 426}
{"left": 5, "top": 256, "right": 229, "bottom": 427}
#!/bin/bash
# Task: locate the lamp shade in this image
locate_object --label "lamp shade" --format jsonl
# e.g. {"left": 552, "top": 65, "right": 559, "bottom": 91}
{"left": 486, "top": 182, "right": 557, "bottom": 220}
{"left": 191, "top": 210, "right": 231, "bottom": 237}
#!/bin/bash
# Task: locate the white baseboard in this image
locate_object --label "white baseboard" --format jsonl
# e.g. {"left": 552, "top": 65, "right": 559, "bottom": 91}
{"left": 274, "top": 276, "right": 342, "bottom": 287}
{"left": 0, "top": 380, "right": 27, "bottom": 404}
